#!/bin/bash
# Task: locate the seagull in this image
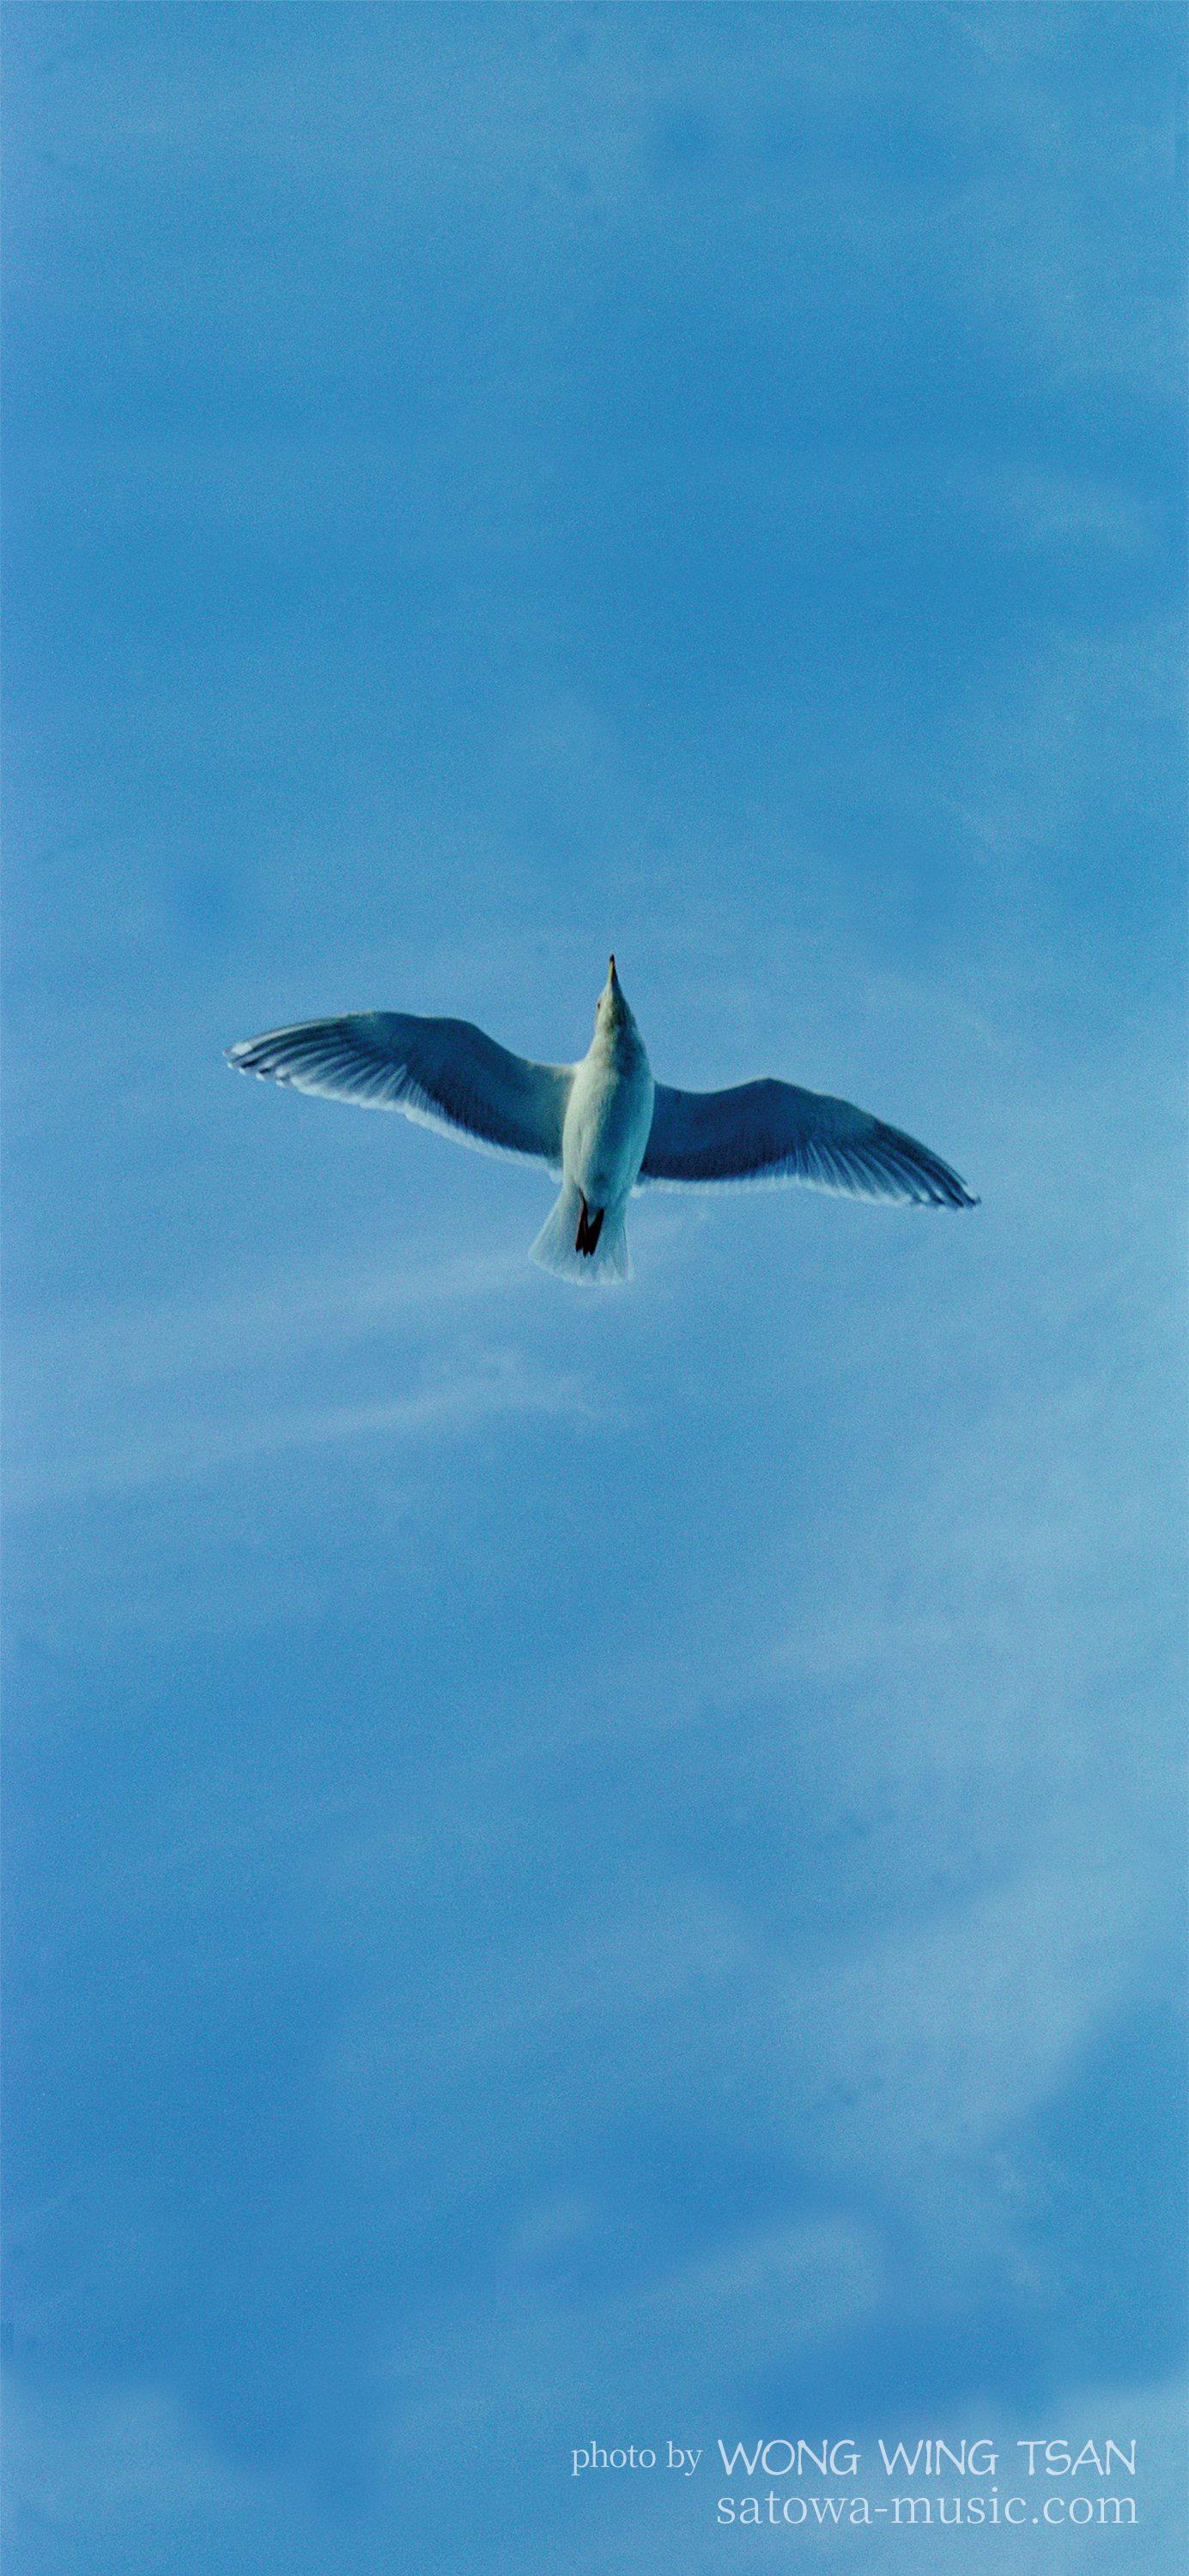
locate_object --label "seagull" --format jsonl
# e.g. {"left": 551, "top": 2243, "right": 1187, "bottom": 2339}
{"left": 227, "top": 956, "right": 977, "bottom": 1283}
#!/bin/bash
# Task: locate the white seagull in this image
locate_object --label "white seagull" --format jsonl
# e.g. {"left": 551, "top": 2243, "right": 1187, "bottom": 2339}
{"left": 227, "top": 956, "right": 977, "bottom": 1283}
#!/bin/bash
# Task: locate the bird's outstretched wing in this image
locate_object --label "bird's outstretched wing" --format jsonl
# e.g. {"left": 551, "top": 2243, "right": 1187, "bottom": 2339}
{"left": 227, "top": 1012, "right": 573, "bottom": 1169}
{"left": 639, "top": 1078, "right": 976, "bottom": 1206}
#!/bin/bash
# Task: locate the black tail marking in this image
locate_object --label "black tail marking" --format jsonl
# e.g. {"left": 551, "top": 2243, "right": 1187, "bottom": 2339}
{"left": 576, "top": 1196, "right": 605, "bottom": 1255}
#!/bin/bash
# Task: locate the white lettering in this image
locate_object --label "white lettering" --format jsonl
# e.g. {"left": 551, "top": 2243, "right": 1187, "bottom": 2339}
{"left": 879, "top": 2441, "right": 924, "bottom": 2477}
{"left": 719, "top": 2441, "right": 762, "bottom": 2478}
{"left": 573, "top": 2441, "right": 658, "bottom": 2473}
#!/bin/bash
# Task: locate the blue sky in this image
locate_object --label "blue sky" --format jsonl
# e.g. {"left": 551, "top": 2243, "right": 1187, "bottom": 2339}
{"left": 3, "top": 6, "right": 1186, "bottom": 2570}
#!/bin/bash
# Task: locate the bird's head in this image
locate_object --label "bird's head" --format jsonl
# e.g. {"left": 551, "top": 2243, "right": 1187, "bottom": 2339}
{"left": 596, "top": 952, "right": 625, "bottom": 1030}
{"left": 592, "top": 952, "right": 648, "bottom": 1068}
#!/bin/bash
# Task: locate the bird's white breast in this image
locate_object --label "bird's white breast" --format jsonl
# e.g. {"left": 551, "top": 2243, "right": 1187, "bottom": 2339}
{"left": 562, "top": 1037, "right": 654, "bottom": 1207}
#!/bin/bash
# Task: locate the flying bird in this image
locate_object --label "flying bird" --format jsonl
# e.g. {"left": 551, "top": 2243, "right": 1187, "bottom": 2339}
{"left": 227, "top": 956, "right": 976, "bottom": 1282}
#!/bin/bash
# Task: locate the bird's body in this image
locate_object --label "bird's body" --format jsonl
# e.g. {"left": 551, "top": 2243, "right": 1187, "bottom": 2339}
{"left": 535, "top": 962, "right": 655, "bottom": 1278}
{"left": 227, "top": 956, "right": 976, "bottom": 1282}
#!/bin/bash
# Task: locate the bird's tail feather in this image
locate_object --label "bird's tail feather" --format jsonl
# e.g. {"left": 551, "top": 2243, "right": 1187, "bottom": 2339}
{"left": 531, "top": 1186, "right": 631, "bottom": 1284}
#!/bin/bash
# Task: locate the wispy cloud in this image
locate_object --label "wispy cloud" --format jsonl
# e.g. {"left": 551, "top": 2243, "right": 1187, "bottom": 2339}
{"left": 4, "top": 1251, "right": 609, "bottom": 1511}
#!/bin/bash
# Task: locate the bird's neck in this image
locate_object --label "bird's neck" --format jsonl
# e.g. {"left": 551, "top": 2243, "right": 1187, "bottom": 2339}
{"left": 596, "top": 1012, "right": 647, "bottom": 1074}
